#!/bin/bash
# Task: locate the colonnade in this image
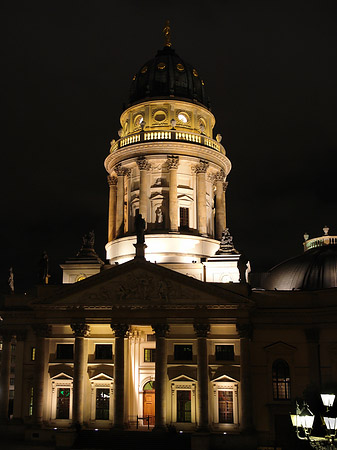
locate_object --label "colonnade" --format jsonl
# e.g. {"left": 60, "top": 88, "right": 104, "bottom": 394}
{"left": 107, "top": 156, "right": 228, "bottom": 241}
{"left": 0, "top": 322, "right": 253, "bottom": 431}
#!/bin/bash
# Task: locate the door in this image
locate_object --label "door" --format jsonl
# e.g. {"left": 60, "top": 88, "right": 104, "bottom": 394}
{"left": 143, "top": 390, "right": 155, "bottom": 425}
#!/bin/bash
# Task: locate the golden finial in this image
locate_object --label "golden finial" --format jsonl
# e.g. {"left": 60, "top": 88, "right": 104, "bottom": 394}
{"left": 163, "top": 20, "right": 172, "bottom": 47}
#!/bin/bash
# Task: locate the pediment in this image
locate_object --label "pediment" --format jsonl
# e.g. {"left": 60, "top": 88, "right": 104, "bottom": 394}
{"left": 170, "top": 375, "right": 196, "bottom": 383}
{"left": 168, "top": 366, "right": 197, "bottom": 381}
{"left": 32, "top": 259, "right": 252, "bottom": 310}
{"left": 211, "top": 365, "right": 240, "bottom": 382}
{"left": 89, "top": 372, "right": 114, "bottom": 381}
{"left": 264, "top": 341, "right": 297, "bottom": 354}
{"left": 50, "top": 370, "right": 73, "bottom": 380}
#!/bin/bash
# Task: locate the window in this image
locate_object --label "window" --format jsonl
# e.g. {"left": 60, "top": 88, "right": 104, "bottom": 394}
{"left": 56, "top": 388, "right": 70, "bottom": 419}
{"left": 215, "top": 345, "right": 234, "bottom": 361}
{"left": 31, "top": 347, "right": 36, "bottom": 361}
{"left": 29, "top": 387, "right": 34, "bottom": 416}
{"left": 174, "top": 345, "right": 192, "bottom": 361}
{"left": 180, "top": 207, "right": 189, "bottom": 229}
{"left": 10, "top": 378, "right": 15, "bottom": 385}
{"left": 95, "top": 344, "right": 112, "bottom": 360}
{"left": 11, "top": 344, "right": 16, "bottom": 353}
{"left": 272, "top": 359, "right": 290, "bottom": 400}
{"left": 56, "top": 344, "right": 74, "bottom": 360}
{"left": 218, "top": 390, "right": 233, "bottom": 423}
{"left": 96, "top": 388, "right": 110, "bottom": 420}
{"left": 144, "top": 348, "right": 156, "bottom": 362}
{"left": 177, "top": 390, "right": 191, "bottom": 422}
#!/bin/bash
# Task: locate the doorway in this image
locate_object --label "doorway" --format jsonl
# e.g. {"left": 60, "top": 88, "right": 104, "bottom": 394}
{"left": 143, "top": 381, "right": 155, "bottom": 425}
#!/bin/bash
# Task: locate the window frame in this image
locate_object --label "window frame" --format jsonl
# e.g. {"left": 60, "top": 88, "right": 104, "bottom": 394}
{"left": 272, "top": 359, "right": 291, "bottom": 400}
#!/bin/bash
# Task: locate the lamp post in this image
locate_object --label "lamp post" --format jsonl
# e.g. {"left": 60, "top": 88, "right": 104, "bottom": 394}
{"left": 290, "top": 394, "right": 337, "bottom": 449}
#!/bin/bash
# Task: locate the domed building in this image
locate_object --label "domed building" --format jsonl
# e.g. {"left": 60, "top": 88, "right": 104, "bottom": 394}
{"left": 0, "top": 25, "right": 336, "bottom": 450}
{"left": 264, "top": 227, "right": 337, "bottom": 290}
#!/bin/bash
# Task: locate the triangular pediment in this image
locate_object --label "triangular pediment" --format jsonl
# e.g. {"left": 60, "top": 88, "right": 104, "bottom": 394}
{"left": 50, "top": 371, "right": 73, "bottom": 380}
{"left": 211, "top": 365, "right": 240, "bottom": 382}
{"left": 31, "top": 259, "right": 253, "bottom": 310}
{"left": 171, "top": 375, "right": 196, "bottom": 383}
{"left": 89, "top": 372, "right": 114, "bottom": 381}
{"left": 264, "top": 341, "right": 297, "bottom": 353}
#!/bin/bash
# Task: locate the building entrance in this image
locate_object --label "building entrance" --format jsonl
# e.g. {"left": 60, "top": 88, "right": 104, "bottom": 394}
{"left": 143, "top": 381, "right": 155, "bottom": 425}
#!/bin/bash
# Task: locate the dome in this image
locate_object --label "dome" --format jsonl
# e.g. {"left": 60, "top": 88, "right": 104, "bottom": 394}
{"left": 263, "top": 244, "right": 337, "bottom": 291}
{"left": 129, "top": 46, "right": 210, "bottom": 109}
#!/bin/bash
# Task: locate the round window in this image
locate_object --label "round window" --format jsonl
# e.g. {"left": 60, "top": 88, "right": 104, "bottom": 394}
{"left": 141, "top": 66, "right": 148, "bottom": 74}
{"left": 177, "top": 63, "right": 185, "bottom": 71}
{"left": 178, "top": 112, "right": 189, "bottom": 124}
{"left": 134, "top": 114, "right": 144, "bottom": 128}
{"left": 193, "top": 68, "right": 198, "bottom": 77}
{"left": 157, "top": 62, "right": 166, "bottom": 70}
{"left": 154, "top": 111, "right": 166, "bottom": 122}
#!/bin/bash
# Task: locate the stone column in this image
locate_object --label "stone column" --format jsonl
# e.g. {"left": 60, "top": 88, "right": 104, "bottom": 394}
{"left": 194, "top": 323, "right": 210, "bottom": 431}
{"left": 195, "top": 161, "right": 209, "bottom": 236}
{"left": 111, "top": 323, "right": 129, "bottom": 429}
{"left": 32, "top": 324, "right": 51, "bottom": 425}
{"left": 137, "top": 157, "right": 151, "bottom": 222}
{"left": 115, "top": 164, "right": 125, "bottom": 238}
{"left": 215, "top": 171, "right": 225, "bottom": 240}
{"left": 107, "top": 175, "right": 117, "bottom": 241}
{"left": 0, "top": 330, "right": 13, "bottom": 420}
{"left": 13, "top": 330, "right": 27, "bottom": 421}
{"left": 152, "top": 323, "right": 169, "bottom": 430}
{"left": 71, "top": 322, "right": 90, "bottom": 426}
{"left": 223, "top": 181, "right": 228, "bottom": 230}
{"left": 305, "top": 328, "right": 321, "bottom": 388}
{"left": 237, "top": 323, "right": 253, "bottom": 432}
{"left": 167, "top": 156, "right": 179, "bottom": 232}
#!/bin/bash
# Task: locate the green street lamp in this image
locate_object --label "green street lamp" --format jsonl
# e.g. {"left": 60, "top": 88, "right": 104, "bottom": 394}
{"left": 290, "top": 394, "right": 337, "bottom": 449}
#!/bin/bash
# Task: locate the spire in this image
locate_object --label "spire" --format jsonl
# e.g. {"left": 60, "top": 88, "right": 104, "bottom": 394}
{"left": 163, "top": 20, "right": 172, "bottom": 47}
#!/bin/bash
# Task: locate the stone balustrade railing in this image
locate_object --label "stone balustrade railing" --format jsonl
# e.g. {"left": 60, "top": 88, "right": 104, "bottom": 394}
{"left": 304, "top": 236, "right": 337, "bottom": 251}
{"left": 110, "top": 130, "right": 225, "bottom": 154}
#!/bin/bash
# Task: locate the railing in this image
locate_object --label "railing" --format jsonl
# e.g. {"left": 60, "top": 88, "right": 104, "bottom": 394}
{"left": 304, "top": 236, "right": 337, "bottom": 252}
{"left": 110, "top": 130, "right": 224, "bottom": 154}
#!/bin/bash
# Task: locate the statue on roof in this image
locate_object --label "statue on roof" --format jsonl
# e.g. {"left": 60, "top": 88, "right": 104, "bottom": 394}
{"left": 216, "top": 228, "right": 239, "bottom": 255}
{"left": 82, "top": 230, "right": 95, "bottom": 249}
{"left": 39, "top": 251, "right": 50, "bottom": 284}
{"left": 8, "top": 267, "right": 14, "bottom": 293}
{"left": 163, "top": 20, "right": 172, "bottom": 47}
{"left": 135, "top": 212, "right": 146, "bottom": 244}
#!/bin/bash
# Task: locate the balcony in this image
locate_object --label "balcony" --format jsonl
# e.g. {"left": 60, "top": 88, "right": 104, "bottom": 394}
{"left": 110, "top": 130, "right": 225, "bottom": 154}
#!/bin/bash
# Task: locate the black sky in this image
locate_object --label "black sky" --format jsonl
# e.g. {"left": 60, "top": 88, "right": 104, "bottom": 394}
{"left": 2, "top": 0, "right": 337, "bottom": 292}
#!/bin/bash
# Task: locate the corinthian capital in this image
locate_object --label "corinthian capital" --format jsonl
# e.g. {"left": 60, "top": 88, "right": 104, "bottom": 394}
{"left": 137, "top": 156, "right": 151, "bottom": 171}
{"left": 194, "top": 323, "right": 210, "bottom": 338}
{"left": 71, "top": 322, "right": 90, "bottom": 337}
{"left": 114, "top": 164, "right": 125, "bottom": 176}
{"left": 214, "top": 169, "right": 225, "bottom": 182}
{"left": 152, "top": 323, "right": 169, "bottom": 337}
{"left": 107, "top": 175, "right": 118, "bottom": 186}
{"left": 194, "top": 160, "right": 209, "bottom": 174}
{"left": 167, "top": 155, "right": 179, "bottom": 170}
{"left": 32, "top": 324, "right": 51, "bottom": 338}
{"left": 111, "top": 323, "right": 129, "bottom": 337}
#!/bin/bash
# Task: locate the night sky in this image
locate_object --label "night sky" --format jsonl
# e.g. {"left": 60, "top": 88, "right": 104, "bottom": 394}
{"left": 2, "top": 1, "right": 337, "bottom": 292}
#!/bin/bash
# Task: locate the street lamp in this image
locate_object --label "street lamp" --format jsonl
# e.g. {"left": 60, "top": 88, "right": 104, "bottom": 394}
{"left": 290, "top": 394, "right": 337, "bottom": 449}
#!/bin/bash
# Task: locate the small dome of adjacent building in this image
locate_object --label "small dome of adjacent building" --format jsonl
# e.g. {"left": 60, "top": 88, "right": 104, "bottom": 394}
{"left": 263, "top": 228, "right": 337, "bottom": 291}
{"left": 129, "top": 45, "right": 210, "bottom": 109}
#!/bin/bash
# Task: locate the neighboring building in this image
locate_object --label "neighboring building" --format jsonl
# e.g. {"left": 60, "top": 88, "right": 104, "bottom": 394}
{"left": 0, "top": 27, "right": 336, "bottom": 450}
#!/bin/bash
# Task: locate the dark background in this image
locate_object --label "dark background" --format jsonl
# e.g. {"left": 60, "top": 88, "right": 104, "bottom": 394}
{"left": 2, "top": 0, "right": 337, "bottom": 292}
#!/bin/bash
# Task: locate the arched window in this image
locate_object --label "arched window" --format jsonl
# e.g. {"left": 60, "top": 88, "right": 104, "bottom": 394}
{"left": 272, "top": 359, "right": 290, "bottom": 400}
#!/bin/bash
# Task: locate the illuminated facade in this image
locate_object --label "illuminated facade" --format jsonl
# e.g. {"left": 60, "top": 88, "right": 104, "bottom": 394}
{"left": 1, "top": 28, "right": 337, "bottom": 450}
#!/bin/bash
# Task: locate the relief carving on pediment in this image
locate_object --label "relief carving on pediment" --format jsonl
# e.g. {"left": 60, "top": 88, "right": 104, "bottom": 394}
{"left": 79, "top": 272, "right": 197, "bottom": 305}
